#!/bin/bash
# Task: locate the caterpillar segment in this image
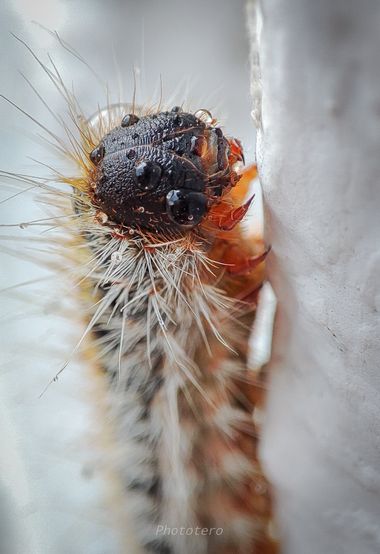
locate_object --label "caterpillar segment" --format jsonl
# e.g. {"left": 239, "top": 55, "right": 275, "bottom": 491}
{"left": 21, "top": 97, "right": 277, "bottom": 553}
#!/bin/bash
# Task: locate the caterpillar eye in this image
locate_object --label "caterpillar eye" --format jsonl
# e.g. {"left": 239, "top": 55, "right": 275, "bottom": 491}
{"left": 135, "top": 161, "right": 162, "bottom": 191}
{"left": 166, "top": 189, "right": 208, "bottom": 227}
{"left": 121, "top": 113, "right": 140, "bottom": 127}
{"left": 90, "top": 144, "right": 105, "bottom": 165}
{"left": 171, "top": 106, "right": 182, "bottom": 113}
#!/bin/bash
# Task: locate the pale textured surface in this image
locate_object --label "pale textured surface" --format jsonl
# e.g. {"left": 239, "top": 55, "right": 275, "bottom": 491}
{"left": 250, "top": 1, "right": 380, "bottom": 553}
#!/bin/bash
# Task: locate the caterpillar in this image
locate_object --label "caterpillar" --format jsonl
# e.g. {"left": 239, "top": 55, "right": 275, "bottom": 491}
{"left": 1, "top": 37, "right": 278, "bottom": 554}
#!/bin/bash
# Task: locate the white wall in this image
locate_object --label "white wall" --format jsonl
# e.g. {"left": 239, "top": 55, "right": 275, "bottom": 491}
{"left": 249, "top": 1, "right": 380, "bottom": 552}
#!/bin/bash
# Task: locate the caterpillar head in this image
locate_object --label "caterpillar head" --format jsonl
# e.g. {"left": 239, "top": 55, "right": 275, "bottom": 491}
{"left": 88, "top": 107, "right": 243, "bottom": 235}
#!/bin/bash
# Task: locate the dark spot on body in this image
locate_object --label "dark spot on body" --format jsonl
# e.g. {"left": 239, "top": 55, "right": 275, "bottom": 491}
{"left": 145, "top": 539, "right": 172, "bottom": 554}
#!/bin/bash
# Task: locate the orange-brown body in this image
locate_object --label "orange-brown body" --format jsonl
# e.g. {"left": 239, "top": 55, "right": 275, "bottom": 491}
{"left": 57, "top": 105, "right": 278, "bottom": 553}
{"left": 171, "top": 165, "right": 278, "bottom": 554}
{"left": 1, "top": 33, "right": 278, "bottom": 552}
{"left": 79, "top": 163, "right": 277, "bottom": 554}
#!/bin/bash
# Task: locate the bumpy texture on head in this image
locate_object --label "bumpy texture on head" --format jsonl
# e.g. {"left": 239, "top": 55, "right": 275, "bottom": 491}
{"left": 88, "top": 108, "right": 239, "bottom": 233}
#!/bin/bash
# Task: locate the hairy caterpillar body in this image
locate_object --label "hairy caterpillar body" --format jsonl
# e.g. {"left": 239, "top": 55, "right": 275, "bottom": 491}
{"left": 2, "top": 44, "right": 278, "bottom": 554}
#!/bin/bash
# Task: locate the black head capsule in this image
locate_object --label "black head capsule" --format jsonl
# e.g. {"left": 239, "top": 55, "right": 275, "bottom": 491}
{"left": 90, "top": 109, "right": 238, "bottom": 233}
{"left": 121, "top": 113, "right": 140, "bottom": 128}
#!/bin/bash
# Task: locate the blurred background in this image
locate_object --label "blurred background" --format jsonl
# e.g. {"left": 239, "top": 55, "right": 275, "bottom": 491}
{"left": 0, "top": 1, "right": 257, "bottom": 553}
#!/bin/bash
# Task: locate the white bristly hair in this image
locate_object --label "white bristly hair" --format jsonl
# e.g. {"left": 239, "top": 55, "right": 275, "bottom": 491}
{"left": 1, "top": 34, "right": 276, "bottom": 554}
